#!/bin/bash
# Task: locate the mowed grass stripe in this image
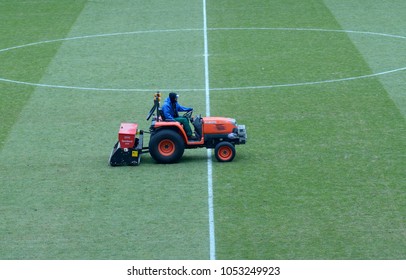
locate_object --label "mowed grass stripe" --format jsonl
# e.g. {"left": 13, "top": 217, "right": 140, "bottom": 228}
{"left": 0, "top": 1, "right": 210, "bottom": 259}
{"left": 207, "top": 0, "right": 406, "bottom": 259}
{"left": 2, "top": 0, "right": 405, "bottom": 260}
{"left": 0, "top": 0, "right": 88, "bottom": 149}
{"left": 324, "top": 0, "right": 406, "bottom": 118}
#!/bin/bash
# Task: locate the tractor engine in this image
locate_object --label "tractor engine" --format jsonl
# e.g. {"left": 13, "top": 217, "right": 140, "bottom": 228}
{"left": 202, "top": 117, "right": 247, "bottom": 145}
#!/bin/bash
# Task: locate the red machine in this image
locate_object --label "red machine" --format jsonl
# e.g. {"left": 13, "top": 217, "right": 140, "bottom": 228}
{"left": 109, "top": 93, "right": 247, "bottom": 166}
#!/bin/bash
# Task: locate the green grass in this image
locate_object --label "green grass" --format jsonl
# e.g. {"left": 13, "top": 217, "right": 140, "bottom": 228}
{"left": 0, "top": 1, "right": 88, "bottom": 148}
{"left": 212, "top": 84, "right": 406, "bottom": 259}
{"left": 1, "top": 0, "right": 405, "bottom": 260}
{"left": 208, "top": 0, "right": 406, "bottom": 259}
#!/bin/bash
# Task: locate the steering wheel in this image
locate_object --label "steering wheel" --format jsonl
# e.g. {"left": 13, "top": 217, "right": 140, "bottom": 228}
{"left": 183, "top": 110, "right": 193, "bottom": 120}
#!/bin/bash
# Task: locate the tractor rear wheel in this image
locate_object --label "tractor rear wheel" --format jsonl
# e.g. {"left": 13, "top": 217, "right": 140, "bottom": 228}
{"left": 214, "top": 142, "right": 236, "bottom": 162}
{"left": 149, "top": 129, "right": 185, "bottom": 163}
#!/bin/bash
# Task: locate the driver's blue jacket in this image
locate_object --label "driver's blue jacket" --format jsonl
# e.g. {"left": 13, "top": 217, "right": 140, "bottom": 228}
{"left": 162, "top": 97, "right": 193, "bottom": 121}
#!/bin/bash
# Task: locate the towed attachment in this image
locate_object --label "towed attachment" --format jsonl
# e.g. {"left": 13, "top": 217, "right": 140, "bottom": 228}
{"left": 109, "top": 123, "right": 144, "bottom": 166}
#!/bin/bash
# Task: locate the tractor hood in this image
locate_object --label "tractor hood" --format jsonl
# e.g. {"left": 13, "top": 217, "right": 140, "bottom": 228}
{"left": 203, "top": 117, "right": 237, "bottom": 126}
{"left": 202, "top": 116, "right": 247, "bottom": 144}
{"left": 203, "top": 117, "right": 237, "bottom": 134}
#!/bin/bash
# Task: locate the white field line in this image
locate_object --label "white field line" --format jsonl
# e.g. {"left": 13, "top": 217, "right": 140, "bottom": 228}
{"left": 202, "top": 0, "right": 215, "bottom": 261}
{"left": 1, "top": 27, "right": 406, "bottom": 92}
{"left": 1, "top": 25, "right": 405, "bottom": 260}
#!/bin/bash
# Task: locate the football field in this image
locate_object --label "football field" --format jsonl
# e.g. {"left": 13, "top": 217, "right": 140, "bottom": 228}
{"left": 0, "top": 0, "right": 405, "bottom": 260}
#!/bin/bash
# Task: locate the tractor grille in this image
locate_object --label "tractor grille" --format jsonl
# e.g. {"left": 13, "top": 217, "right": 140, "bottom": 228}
{"left": 237, "top": 125, "right": 247, "bottom": 144}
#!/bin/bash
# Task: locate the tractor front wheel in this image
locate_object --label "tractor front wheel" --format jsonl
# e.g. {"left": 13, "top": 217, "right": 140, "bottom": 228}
{"left": 149, "top": 129, "right": 185, "bottom": 163}
{"left": 214, "top": 142, "right": 236, "bottom": 162}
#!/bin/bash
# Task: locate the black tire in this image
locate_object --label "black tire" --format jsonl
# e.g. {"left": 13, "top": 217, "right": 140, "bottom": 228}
{"left": 149, "top": 129, "right": 185, "bottom": 163}
{"left": 214, "top": 142, "right": 236, "bottom": 162}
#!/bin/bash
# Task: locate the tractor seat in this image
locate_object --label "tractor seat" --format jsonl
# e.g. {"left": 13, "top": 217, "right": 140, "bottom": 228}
{"left": 158, "top": 108, "right": 166, "bottom": 121}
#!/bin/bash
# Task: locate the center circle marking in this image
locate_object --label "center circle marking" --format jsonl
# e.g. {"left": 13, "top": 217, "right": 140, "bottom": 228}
{"left": 0, "top": 27, "right": 405, "bottom": 92}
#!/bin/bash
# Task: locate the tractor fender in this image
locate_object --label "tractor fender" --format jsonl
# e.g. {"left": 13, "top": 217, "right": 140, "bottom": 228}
{"left": 150, "top": 122, "right": 188, "bottom": 143}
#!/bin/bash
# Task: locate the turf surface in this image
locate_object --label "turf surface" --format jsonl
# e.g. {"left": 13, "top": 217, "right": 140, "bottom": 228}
{"left": 0, "top": 0, "right": 405, "bottom": 259}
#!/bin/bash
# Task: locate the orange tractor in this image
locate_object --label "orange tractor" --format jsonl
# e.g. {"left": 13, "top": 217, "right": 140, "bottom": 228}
{"left": 109, "top": 93, "right": 247, "bottom": 166}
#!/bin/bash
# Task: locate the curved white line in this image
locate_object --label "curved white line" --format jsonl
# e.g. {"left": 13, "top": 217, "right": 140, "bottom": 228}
{"left": 0, "top": 28, "right": 202, "bottom": 53}
{"left": 210, "top": 67, "right": 406, "bottom": 91}
{"left": 0, "top": 27, "right": 405, "bottom": 92}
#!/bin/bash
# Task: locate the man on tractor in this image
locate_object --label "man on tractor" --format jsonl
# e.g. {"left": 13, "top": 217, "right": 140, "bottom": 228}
{"left": 162, "top": 92, "right": 198, "bottom": 140}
